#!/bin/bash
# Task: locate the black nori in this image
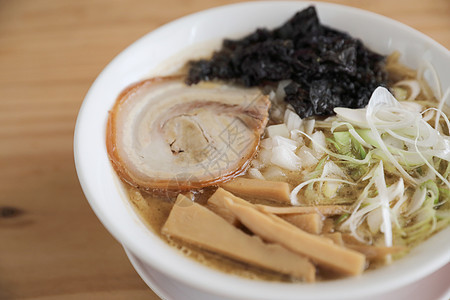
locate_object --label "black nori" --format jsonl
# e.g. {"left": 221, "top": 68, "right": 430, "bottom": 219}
{"left": 186, "top": 6, "right": 388, "bottom": 118}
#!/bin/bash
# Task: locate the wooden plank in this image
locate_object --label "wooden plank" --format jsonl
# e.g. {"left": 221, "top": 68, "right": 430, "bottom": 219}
{"left": 0, "top": 0, "right": 448, "bottom": 298}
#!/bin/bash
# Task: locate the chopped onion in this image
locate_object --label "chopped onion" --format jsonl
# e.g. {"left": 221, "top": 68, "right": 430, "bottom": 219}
{"left": 303, "top": 119, "right": 315, "bottom": 136}
{"left": 284, "top": 109, "right": 303, "bottom": 132}
{"left": 275, "top": 79, "right": 291, "bottom": 102}
{"left": 272, "top": 135, "right": 299, "bottom": 151}
{"left": 289, "top": 130, "right": 304, "bottom": 144}
{"left": 263, "top": 165, "right": 285, "bottom": 180}
{"left": 311, "top": 131, "right": 326, "bottom": 157}
{"left": 266, "top": 123, "right": 290, "bottom": 138}
{"left": 270, "top": 145, "right": 301, "bottom": 171}
{"left": 296, "top": 146, "right": 319, "bottom": 168}
{"left": 260, "top": 138, "right": 273, "bottom": 149}
{"left": 248, "top": 168, "right": 265, "bottom": 180}
{"left": 256, "top": 148, "right": 272, "bottom": 167}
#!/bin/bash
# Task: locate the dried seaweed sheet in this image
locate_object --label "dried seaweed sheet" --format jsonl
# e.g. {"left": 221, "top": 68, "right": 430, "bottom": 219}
{"left": 186, "top": 6, "right": 388, "bottom": 118}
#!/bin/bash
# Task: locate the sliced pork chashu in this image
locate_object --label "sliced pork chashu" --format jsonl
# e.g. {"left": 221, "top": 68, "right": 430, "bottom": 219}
{"left": 107, "top": 76, "right": 270, "bottom": 190}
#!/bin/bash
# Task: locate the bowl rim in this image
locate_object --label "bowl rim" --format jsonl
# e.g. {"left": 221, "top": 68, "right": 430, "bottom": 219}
{"left": 74, "top": 1, "right": 450, "bottom": 299}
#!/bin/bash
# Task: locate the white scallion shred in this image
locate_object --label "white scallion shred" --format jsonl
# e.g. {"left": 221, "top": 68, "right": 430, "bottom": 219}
{"left": 413, "top": 121, "right": 450, "bottom": 189}
{"left": 252, "top": 70, "right": 450, "bottom": 253}
{"left": 365, "top": 87, "right": 418, "bottom": 186}
{"left": 292, "top": 129, "right": 373, "bottom": 165}
{"left": 418, "top": 59, "right": 442, "bottom": 100}
{"left": 290, "top": 178, "right": 356, "bottom": 206}
{"left": 434, "top": 87, "right": 450, "bottom": 132}
{"left": 394, "top": 79, "right": 421, "bottom": 100}
{"left": 331, "top": 121, "right": 374, "bottom": 148}
{"left": 372, "top": 161, "right": 393, "bottom": 248}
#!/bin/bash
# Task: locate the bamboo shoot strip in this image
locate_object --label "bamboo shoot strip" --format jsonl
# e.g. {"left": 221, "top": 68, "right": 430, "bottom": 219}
{"left": 162, "top": 194, "right": 316, "bottom": 282}
{"left": 223, "top": 198, "right": 366, "bottom": 276}
{"left": 322, "top": 232, "right": 345, "bottom": 246}
{"left": 257, "top": 204, "right": 352, "bottom": 216}
{"left": 206, "top": 188, "right": 253, "bottom": 226}
{"left": 220, "top": 178, "right": 290, "bottom": 204}
{"left": 209, "top": 188, "right": 324, "bottom": 234}
{"left": 280, "top": 213, "right": 323, "bottom": 234}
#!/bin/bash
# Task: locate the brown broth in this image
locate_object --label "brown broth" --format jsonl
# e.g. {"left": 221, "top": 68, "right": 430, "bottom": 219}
{"left": 126, "top": 185, "right": 301, "bottom": 282}
{"left": 126, "top": 182, "right": 359, "bottom": 282}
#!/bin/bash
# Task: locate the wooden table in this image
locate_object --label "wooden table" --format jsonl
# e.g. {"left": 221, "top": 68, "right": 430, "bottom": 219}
{"left": 0, "top": 0, "right": 448, "bottom": 299}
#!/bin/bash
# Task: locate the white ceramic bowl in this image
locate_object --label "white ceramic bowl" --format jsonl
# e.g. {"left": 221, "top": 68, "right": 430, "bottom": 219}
{"left": 74, "top": 2, "right": 450, "bottom": 300}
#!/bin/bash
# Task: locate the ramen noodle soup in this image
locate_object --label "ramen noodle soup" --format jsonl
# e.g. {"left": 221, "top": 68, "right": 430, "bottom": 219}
{"left": 106, "top": 7, "right": 450, "bottom": 282}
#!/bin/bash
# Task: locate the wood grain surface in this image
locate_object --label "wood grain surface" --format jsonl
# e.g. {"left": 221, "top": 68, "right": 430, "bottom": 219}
{"left": 0, "top": 0, "right": 448, "bottom": 299}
